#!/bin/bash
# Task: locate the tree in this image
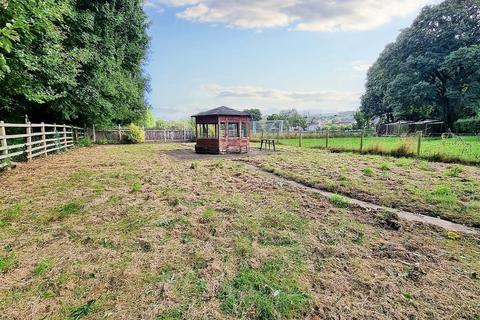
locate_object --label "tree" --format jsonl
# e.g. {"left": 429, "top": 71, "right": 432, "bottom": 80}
{"left": 266, "top": 109, "right": 307, "bottom": 129}
{"left": 361, "top": 0, "right": 480, "bottom": 128}
{"left": 353, "top": 111, "right": 370, "bottom": 130}
{"left": 0, "top": 0, "right": 150, "bottom": 126}
{"left": 243, "top": 108, "right": 262, "bottom": 121}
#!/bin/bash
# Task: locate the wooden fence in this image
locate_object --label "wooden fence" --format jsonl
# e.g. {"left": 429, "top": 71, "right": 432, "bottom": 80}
{"left": 0, "top": 121, "right": 84, "bottom": 168}
{"left": 92, "top": 126, "right": 194, "bottom": 143}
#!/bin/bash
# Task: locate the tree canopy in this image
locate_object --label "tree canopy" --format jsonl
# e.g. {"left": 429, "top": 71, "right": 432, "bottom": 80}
{"left": 243, "top": 108, "right": 262, "bottom": 121}
{"left": 267, "top": 109, "right": 307, "bottom": 129}
{"left": 360, "top": 0, "right": 480, "bottom": 128}
{"left": 0, "top": 0, "right": 150, "bottom": 127}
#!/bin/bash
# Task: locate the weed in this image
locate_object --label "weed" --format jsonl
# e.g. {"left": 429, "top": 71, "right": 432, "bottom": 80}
{"left": 100, "top": 238, "right": 114, "bottom": 249}
{"left": 402, "top": 292, "right": 414, "bottom": 302}
{"left": 234, "top": 236, "right": 253, "bottom": 257}
{"left": 157, "top": 218, "right": 179, "bottom": 228}
{"left": 59, "top": 202, "right": 83, "bottom": 218}
{"left": 181, "top": 234, "right": 193, "bottom": 244}
{"left": 131, "top": 181, "right": 142, "bottom": 192}
{"left": 200, "top": 207, "right": 216, "bottom": 223}
{"left": 34, "top": 258, "right": 54, "bottom": 276}
{"left": 328, "top": 194, "right": 350, "bottom": 208}
{"left": 362, "top": 167, "right": 374, "bottom": 176}
{"left": 156, "top": 306, "right": 185, "bottom": 320}
{"left": 447, "top": 231, "right": 460, "bottom": 240}
{"left": 380, "top": 162, "right": 391, "bottom": 171}
{"left": 219, "top": 260, "right": 309, "bottom": 319}
{"left": 351, "top": 229, "right": 365, "bottom": 244}
{"left": 69, "top": 300, "right": 96, "bottom": 320}
{"left": 429, "top": 185, "right": 458, "bottom": 205}
{"left": 190, "top": 161, "right": 199, "bottom": 170}
{"left": 446, "top": 166, "right": 463, "bottom": 177}
{"left": 0, "top": 253, "right": 17, "bottom": 273}
{"left": 214, "top": 159, "right": 225, "bottom": 169}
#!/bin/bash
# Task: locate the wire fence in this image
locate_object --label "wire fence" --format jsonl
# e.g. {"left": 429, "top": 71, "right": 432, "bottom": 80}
{"left": 276, "top": 131, "right": 480, "bottom": 165}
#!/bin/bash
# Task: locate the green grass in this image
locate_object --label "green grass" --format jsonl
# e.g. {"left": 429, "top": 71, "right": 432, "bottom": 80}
{"left": 219, "top": 260, "right": 309, "bottom": 319}
{"left": 279, "top": 136, "right": 480, "bottom": 163}
{"left": 328, "top": 194, "right": 350, "bottom": 208}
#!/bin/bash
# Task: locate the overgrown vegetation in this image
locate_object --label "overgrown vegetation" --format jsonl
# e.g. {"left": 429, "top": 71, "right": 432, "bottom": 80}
{"left": 0, "top": 0, "right": 150, "bottom": 126}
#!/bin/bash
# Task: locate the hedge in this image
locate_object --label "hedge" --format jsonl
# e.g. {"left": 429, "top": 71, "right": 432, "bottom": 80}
{"left": 453, "top": 118, "right": 480, "bottom": 134}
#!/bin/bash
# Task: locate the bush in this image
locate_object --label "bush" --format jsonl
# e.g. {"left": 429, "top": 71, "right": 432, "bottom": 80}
{"left": 76, "top": 137, "right": 92, "bottom": 147}
{"left": 453, "top": 118, "right": 480, "bottom": 134}
{"left": 126, "top": 123, "right": 145, "bottom": 144}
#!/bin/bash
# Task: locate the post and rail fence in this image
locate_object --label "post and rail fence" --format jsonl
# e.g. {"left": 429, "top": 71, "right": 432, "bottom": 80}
{"left": 0, "top": 121, "right": 85, "bottom": 169}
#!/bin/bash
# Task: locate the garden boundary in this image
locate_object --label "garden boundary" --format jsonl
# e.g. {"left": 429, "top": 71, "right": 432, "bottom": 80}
{"left": 91, "top": 126, "right": 194, "bottom": 143}
{"left": 0, "top": 121, "right": 85, "bottom": 168}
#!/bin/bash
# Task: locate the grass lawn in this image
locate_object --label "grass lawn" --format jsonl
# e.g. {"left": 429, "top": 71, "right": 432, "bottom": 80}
{"left": 1, "top": 143, "right": 479, "bottom": 319}
{"left": 278, "top": 136, "right": 480, "bottom": 163}
{"left": 248, "top": 144, "right": 480, "bottom": 227}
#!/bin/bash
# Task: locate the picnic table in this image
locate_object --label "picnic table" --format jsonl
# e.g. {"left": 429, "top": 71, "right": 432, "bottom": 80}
{"left": 260, "top": 139, "right": 276, "bottom": 152}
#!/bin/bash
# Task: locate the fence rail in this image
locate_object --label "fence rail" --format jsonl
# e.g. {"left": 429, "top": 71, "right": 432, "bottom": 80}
{"left": 0, "top": 121, "right": 84, "bottom": 168}
{"left": 91, "top": 126, "right": 194, "bottom": 143}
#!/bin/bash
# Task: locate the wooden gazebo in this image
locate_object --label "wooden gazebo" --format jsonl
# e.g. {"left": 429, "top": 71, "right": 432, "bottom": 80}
{"left": 193, "top": 106, "right": 251, "bottom": 154}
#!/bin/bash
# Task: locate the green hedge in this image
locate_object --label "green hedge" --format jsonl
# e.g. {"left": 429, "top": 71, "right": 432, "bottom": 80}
{"left": 453, "top": 118, "right": 480, "bottom": 134}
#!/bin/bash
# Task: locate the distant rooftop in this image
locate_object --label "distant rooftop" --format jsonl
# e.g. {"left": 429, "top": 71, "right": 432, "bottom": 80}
{"left": 193, "top": 106, "right": 250, "bottom": 117}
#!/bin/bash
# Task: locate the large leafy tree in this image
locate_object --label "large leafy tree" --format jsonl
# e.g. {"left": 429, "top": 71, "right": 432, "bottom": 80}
{"left": 361, "top": 0, "right": 480, "bottom": 128}
{"left": 243, "top": 108, "right": 262, "bottom": 121}
{"left": 0, "top": 0, "right": 150, "bottom": 126}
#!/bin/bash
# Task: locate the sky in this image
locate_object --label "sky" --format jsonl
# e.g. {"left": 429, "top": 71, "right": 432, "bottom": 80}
{"left": 142, "top": 0, "right": 438, "bottom": 120}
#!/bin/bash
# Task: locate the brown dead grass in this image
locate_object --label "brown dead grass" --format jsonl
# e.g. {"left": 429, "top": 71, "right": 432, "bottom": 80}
{"left": 0, "top": 143, "right": 479, "bottom": 319}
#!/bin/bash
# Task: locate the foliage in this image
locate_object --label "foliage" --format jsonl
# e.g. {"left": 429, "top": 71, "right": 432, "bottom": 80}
{"left": 453, "top": 118, "right": 480, "bottom": 134}
{"left": 328, "top": 194, "right": 350, "bottom": 208}
{"left": 353, "top": 111, "right": 371, "bottom": 130}
{"left": 267, "top": 109, "right": 307, "bottom": 129}
{"left": 0, "top": 0, "right": 150, "bottom": 127}
{"left": 243, "top": 108, "right": 262, "bottom": 121}
{"left": 76, "top": 137, "right": 92, "bottom": 148}
{"left": 155, "top": 118, "right": 192, "bottom": 130}
{"left": 69, "top": 300, "right": 96, "bottom": 320}
{"left": 361, "top": 0, "right": 480, "bottom": 128}
{"left": 140, "top": 109, "right": 156, "bottom": 128}
{"left": 126, "top": 123, "right": 145, "bottom": 144}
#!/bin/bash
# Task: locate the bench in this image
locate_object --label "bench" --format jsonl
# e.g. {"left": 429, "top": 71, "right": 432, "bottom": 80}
{"left": 260, "top": 139, "right": 276, "bottom": 152}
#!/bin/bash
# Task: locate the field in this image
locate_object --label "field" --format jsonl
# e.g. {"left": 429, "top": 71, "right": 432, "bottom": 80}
{"left": 278, "top": 135, "right": 480, "bottom": 164}
{"left": 1, "top": 143, "right": 479, "bottom": 319}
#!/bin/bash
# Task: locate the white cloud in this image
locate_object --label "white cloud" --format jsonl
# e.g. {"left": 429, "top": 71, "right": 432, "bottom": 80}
{"left": 351, "top": 61, "right": 372, "bottom": 72}
{"left": 202, "top": 83, "right": 360, "bottom": 113}
{"left": 145, "top": 0, "right": 436, "bottom": 31}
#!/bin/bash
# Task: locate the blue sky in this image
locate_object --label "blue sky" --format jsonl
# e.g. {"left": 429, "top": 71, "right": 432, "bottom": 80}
{"left": 143, "top": 0, "right": 437, "bottom": 120}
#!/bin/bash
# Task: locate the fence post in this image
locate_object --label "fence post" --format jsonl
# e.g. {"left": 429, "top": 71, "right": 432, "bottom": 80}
{"left": 0, "top": 121, "right": 7, "bottom": 158}
{"left": 360, "top": 131, "right": 364, "bottom": 153}
{"left": 63, "top": 124, "right": 67, "bottom": 148}
{"left": 26, "top": 122, "right": 32, "bottom": 161}
{"left": 417, "top": 131, "right": 422, "bottom": 157}
{"left": 92, "top": 124, "right": 96, "bottom": 143}
{"left": 41, "top": 122, "right": 47, "bottom": 156}
{"left": 325, "top": 130, "right": 329, "bottom": 149}
{"left": 164, "top": 129, "right": 167, "bottom": 143}
{"left": 299, "top": 132, "right": 303, "bottom": 147}
{"left": 118, "top": 124, "right": 122, "bottom": 142}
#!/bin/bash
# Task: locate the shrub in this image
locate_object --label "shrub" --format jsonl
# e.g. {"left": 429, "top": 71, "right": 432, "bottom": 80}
{"left": 453, "top": 118, "right": 480, "bottom": 134}
{"left": 76, "top": 137, "right": 92, "bottom": 147}
{"left": 126, "top": 123, "right": 145, "bottom": 144}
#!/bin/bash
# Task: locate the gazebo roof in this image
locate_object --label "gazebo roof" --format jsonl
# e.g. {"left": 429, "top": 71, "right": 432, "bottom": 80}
{"left": 193, "top": 106, "right": 250, "bottom": 117}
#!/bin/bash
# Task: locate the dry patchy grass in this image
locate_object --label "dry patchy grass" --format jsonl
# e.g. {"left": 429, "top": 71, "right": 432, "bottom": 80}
{"left": 248, "top": 145, "right": 480, "bottom": 227}
{"left": 0, "top": 143, "right": 479, "bottom": 319}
